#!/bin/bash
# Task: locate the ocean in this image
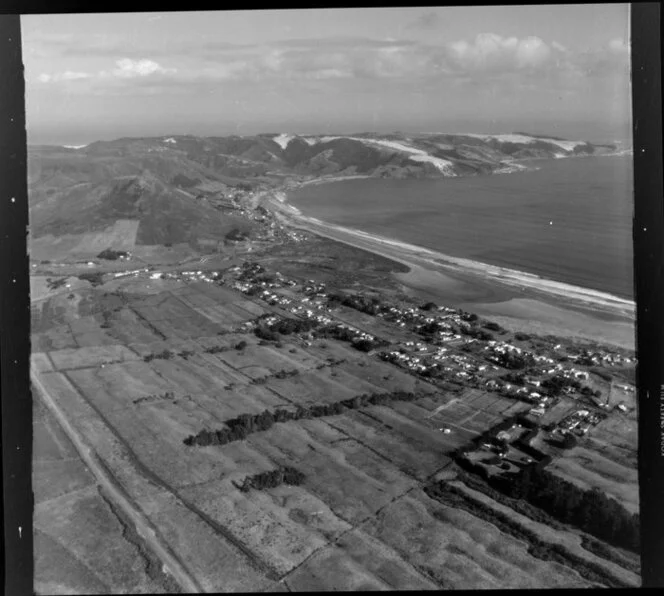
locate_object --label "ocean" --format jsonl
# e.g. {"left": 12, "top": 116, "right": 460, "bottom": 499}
{"left": 289, "top": 155, "right": 634, "bottom": 300}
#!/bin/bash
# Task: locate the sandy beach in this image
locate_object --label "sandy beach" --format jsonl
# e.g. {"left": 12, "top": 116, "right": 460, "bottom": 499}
{"left": 266, "top": 187, "right": 635, "bottom": 350}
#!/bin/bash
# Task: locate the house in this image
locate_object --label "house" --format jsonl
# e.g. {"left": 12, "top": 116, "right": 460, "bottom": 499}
{"left": 529, "top": 408, "right": 545, "bottom": 417}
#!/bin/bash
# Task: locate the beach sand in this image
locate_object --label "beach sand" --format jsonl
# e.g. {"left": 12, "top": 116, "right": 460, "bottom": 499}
{"left": 463, "top": 298, "right": 635, "bottom": 350}
{"left": 266, "top": 190, "right": 635, "bottom": 351}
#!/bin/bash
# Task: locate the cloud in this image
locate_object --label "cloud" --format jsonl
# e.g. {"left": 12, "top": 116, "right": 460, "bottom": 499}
{"left": 34, "top": 58, "right": 176, "bottom": 89}
{"left": 110, "top": 58, "right": 176, "bottom": 78}
{"left": 447, "top": 33, "right": 556, "bottom": 74}
{"left": 29, "top": 33, "right": 630, "bottom": 98}
{"left": 37, "top": 70, "right": 92, "bottom": 83}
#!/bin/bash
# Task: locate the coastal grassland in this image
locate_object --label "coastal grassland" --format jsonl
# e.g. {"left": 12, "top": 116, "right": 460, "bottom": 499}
{"left": 546, "top": 446, "right": 639, "bottom": 514}
{"left": 253, "top": 234, "right": 409, "bottom": 293}
{"left": 585, "top": 411, "right": 638, "bottom": 469}
{"left": 362, "top": 488, "right": 600, "bottom": 589}
{"left": 421, "top": 479, "right": 639, "bottom": 587}
{"left": 33, "top": 368, "right": 280, "bottom": 593}
{"left": 284, "top": 528, "right": 440, "bottom": 591}
{"left": 33, "top": 395, "right": 178, "bottom": 595}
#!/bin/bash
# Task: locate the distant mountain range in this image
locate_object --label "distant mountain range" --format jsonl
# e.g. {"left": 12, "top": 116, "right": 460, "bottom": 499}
{"left": 27, "top": 132, "right": 619, "bottom": 249}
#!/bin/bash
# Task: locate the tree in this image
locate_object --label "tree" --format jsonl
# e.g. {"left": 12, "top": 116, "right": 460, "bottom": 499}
{"left": 561, "top": 433, "right": 578, "bottom": 449}
{"left": 420, "top": 301, "right": 438, "bottom": 311}
{"left": 235, "top": 340, "right": 248, "bottom": 351}
{"left": 226, "top": 228, "right": 248, "bottom": 241}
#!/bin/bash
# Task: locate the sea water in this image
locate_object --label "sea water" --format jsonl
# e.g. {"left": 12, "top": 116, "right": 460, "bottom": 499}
{"left": 289, "top": 155, "right": 634, "bottom": 300}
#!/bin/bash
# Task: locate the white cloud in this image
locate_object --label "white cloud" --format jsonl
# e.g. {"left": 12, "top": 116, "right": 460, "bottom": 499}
{"left": 447, "top": 33, "right": 557, "bottom": 73}
{"left": 515, "top": 37, "right": 552, "bottom": 68}
{"left": 61, "top": 70, "right": 91, "bottom": 80}
{"left": 36, "top": 70, "right": 91, "bottom": 83}
{"left": 111, "top": 58, "right": 176, "bottom": 78}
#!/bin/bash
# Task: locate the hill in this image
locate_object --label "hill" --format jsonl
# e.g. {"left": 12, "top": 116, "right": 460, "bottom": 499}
{"left": 28, "top": 131, "right": 616, "bottom": 256}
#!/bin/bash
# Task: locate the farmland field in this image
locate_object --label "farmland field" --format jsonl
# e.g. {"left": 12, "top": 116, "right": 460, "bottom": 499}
{"left": 31, "top": 273, "right": 637, "bottom": 591}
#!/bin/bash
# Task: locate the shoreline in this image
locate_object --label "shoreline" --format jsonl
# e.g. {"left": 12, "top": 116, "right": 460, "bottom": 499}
{"left": 269, "top": 188, "right": 634, "bottom": 314}
{"left": 262, "top": 182, "right": 635, "bottom": 349}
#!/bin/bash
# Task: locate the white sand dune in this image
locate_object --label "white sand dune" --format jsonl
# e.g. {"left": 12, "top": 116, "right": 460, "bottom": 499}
{"left": 460, "top": 133, "right": 586, "bottom": 153}
{"left": 272, "top": 134, "right": 294, "bottom": 149}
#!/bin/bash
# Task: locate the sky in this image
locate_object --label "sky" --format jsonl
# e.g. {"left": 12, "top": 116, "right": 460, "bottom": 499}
{"left": 21, "top": 5, "right": 632, "bottom": 145}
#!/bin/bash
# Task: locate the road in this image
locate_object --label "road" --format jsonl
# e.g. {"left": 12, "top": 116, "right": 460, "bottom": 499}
{"left": 31, "top": 369, "right": 204, "bottom": 594}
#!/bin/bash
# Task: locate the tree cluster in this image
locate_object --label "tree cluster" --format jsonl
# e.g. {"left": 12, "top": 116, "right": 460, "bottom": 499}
{"left": 483, "top": 321, "right": 504, "bottom": 332}
{"left": 420, "top": 301, "right": 438, "bottom": 311}
{"left": 463, "top": 325, "right": 494, "bottom": 341}
{"left": 541, "top": 374, "right": 581, "bottom": 396}
{"left": 502, "top": 467, "right": 639, "bottom": 552}
{"left": 328, "top": 292, "right": 384, "bottom": 316}
{"left": 204, "top": 345, "right": 230, "bottom": 354}
{"left": 226, "top": 228, "right": 249, "bottom": 242}
{"left": 46, "top": 277, "right": 68, "bottom": 290}
{"left": 97, "top": 248, "right": 129, "bottom": 260}
{"left": 560, "top": 432, "right": 578, "bottom": 449}
{"left": 184, "top": 390, "right": 421, "bottom": 448}
{"left": 273, "top": 369, "right": 299, "bottom": 379}
{"left": 493, "top": 351, "right": 536, "bottom": 370}
{"left": 144, "top": 349, "right": 174, "bottom": 362}
{"left": 580, "top": 385, "right": 602, "bottom": 398}
{"left": 171, "top": 173, "right": 201, "bottom": 188}
{"left": 313, "top": 324, "right": 356, "bottom": 343}
{"left": 417, "top": 320, "right": 448, "bottom": 338}
{"left": 501, "top": 372, "right": 526, "bottom": 385}
{"left": 268, "top": 317, "right": 318, "bottom": 336}
{"left": 78, "top": 272, "right": 105, "bottom": 287}
{"left": 254, "top": 325, "right": 280, "bottom": 341}
{"left": 352, "top": 338, "right": 383, "bottom": 352}
{"left": 236, "top": 466, "right": 306, "bottom": 492}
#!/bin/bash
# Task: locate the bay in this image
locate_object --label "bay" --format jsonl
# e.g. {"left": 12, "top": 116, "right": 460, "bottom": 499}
{"left": 289, "top": 155, "right": 634, "bottom": 300}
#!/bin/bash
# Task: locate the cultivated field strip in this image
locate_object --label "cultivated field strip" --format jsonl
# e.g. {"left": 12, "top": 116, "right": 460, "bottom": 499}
{"left": 48, "top": 344, "right": 140, "bottom": 370}
{"left": 365, "top": 488, "right": 599, "bottom": 590}
{"left": 32, "top": 368, "right": 281, "bottom": 592}
{"left": 443, "top": 481, "right": 639, "bottom": 586}
{"left": 30, "top": 276, "right": 636, "bottom": 590}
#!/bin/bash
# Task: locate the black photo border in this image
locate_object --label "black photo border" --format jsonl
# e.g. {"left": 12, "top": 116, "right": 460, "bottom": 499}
{"left": 1, "top": 1, "right": 662, "bottom": 592}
